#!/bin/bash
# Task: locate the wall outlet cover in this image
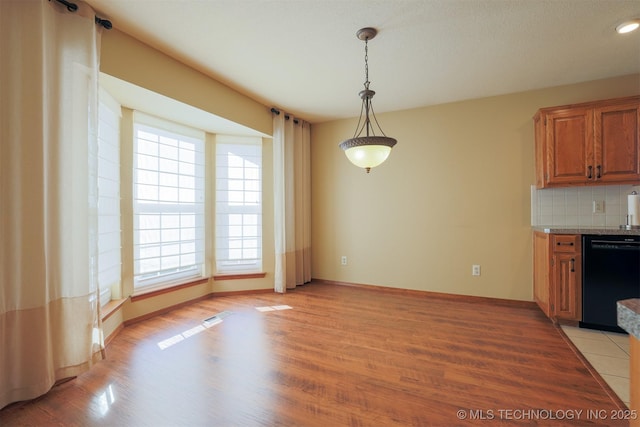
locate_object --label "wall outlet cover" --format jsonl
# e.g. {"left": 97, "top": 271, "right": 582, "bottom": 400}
{"left": 593, "top": 200, "right": 605, "bottom": 214}
{"left": 472, "top": 265, "right": 481, "bottom": 276}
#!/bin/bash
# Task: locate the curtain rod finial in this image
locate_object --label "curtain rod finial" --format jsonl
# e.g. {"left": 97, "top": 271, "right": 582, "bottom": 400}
{"left": 95, "top": 16, "right": 112, "bottom": 30}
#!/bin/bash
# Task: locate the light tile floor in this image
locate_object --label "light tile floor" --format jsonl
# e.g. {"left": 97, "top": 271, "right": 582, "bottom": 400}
{"left": 561, "top": 325, "right": 631, "bottom": 407}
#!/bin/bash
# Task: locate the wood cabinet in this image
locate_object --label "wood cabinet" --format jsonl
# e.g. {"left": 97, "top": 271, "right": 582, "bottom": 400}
{"left": 533, "top": 231, "right": 582, "bottom": 322}
{"left": 534, "top": 96, "right": 640, "bottom": 188}
{"left": 550, "top": 234, "right": 582, "bottom": 321}
{"left": 533, "top": 231, "right": 551, "bottom": 317}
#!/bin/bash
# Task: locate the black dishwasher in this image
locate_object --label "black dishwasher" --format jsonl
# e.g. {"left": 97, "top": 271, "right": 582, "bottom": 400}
{"left": 581, "top": 234, "right": 640, "bottom": 333}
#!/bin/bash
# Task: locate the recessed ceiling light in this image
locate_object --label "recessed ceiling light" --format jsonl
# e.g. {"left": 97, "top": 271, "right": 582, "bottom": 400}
{"left": 616, "top": 19, "right": 640, "bottom": 34}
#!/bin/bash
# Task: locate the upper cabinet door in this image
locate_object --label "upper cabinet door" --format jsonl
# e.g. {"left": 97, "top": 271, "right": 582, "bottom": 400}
{"left": 544, "top": 108, "right": 593, "bottom": 186}
{"left": 593, "top": 102, "right": 640, "bottom": 183}
{"left": 535, "top": 96, "right": 640, "bottom": 188}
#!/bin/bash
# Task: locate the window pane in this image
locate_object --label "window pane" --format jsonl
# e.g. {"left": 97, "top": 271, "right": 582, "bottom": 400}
{"left": 229, "top": 191, "right": 244, "bottom": 204}
{"left": 137, "top": 154, "right": 158, "bottom": 171}
{"left": 229, "top": 225, "right": 242, "bottom": 238}
{"left": 229, "top": 214, "right": 242, "bottom": 225}
{"left": 140, "top": 230, "right": 161, "bottom": 245}
{"left": 159, "top": 144, "right": 178, "bottom": 159}
{"left": 181, "top": 242, "right": 195, "bottom": 253}
{"left": 179, "top": 188, "right": 195, "bottom": 203}
{"left": 159, "top": 158, "right": 178, "bottom": 173}
{"left": 181, "top": 214, "right": 195, "bottom": 228}
{"left": 159, "top": 186, "right": 178, "bottom": 202}
{"left": 181, "top": 228, "right": 195, "bottom": 241}
{"left": 180, "top": 162, "right": 195, "bottom": 176}
{"left": 159, "top": 172, "right": 178, "bottom": 187}
{"left": 139, "top": 214, "right": 160, "bottom": 229}
{"left": 160, "top": 135, "right": 178, "bottom": 146}
{"left": 138, "top": 130, "right": 159, "bottom": 142}
{"left": 136, "top": 184, "right": 158, "bottom": 201}
{"left": 137, "top": 140, "right": 158, "bottom": 156}
{"left": 133, "top": 122, "right": 204, "bottom": 288}
{"left": 228, "top": 180, "right": 243, "bottom": 191}
{"left": 162, "top": 243, "right": 181, "bottom": 257}
{"left": 245, "top": 180, "right": 260, "bottom": 192}
{"left": 140, "top": 258, "right": 160, "bottom": 274}
{"left": 161, "top": 228, "right": 180, "bottom": 243}
{"left": 228, "top": 167, "right": 244, "bottom": 179}
{"left": 245, "top": 168, "right": 260, "bottom": 180}
{"left": 215, "top": 139, "right": 262, "bottom": 273}
{"left": 140, "top": 245, "right": 160, "bottom": 259}
{"left": 179, "top": 175, "right": 195, "bottom": 189}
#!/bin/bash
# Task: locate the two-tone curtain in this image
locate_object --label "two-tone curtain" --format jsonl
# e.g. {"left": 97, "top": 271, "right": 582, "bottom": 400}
{"left": 273, "top": 112, "right": 311, "bottom": 292}
{"left": 0, "top": 0, "right": 104, "bottom": 409}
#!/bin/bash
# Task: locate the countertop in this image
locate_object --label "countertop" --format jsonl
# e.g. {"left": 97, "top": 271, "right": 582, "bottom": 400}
{"left": 618, "top": 299, "right": 640, "bottom": 340}
{"left": 533, "top": 226, "right": 640, "bottom": 236}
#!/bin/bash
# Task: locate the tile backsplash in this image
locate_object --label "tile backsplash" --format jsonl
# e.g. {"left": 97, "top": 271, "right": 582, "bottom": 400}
{"left": 531, "top": 184, "right": 640, "bottom": 227}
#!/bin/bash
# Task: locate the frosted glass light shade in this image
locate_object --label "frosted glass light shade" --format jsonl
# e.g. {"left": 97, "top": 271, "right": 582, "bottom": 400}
{"left": 340, "top": 136, "right": 397, "bottom": 172}
{"left": 344, "top": 144, "right": 391, "bottom": 168}
{"left": 616, "top": 19, "right": 640, "bottom": 34}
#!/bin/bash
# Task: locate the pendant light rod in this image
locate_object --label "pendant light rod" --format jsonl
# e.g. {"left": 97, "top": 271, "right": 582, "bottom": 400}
{"left": 339, "top": 27, "right": 397, "bottom": 173}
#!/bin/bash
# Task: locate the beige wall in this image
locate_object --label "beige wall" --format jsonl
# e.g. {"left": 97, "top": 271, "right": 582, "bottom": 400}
{"left": 311, "top": 74, "right": 640, "bottom": 301}
{"left": 100, "top": 29, "right": 272, "bottom": 137}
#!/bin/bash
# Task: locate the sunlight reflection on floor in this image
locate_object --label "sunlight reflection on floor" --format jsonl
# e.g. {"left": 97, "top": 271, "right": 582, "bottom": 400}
{"left": 255, "top": 305, "right": 293, "bottom": 312}
{"left": 157, "top": 319, "right": 222, "bottom": 350}
{"left": 156, "top": 306, "right": 293, "bottom": 350}
{"left": 92, "top": 384, "right": 115, "bottom": 418}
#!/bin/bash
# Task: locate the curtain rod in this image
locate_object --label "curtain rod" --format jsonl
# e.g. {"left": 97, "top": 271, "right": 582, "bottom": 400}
{"left": 54, "top": 0, "right": 77, "bottom": 12}
{"left": 52, "top": 0, "right": 113, "bottom": 29}
{"left": 270, "top": 108, "right": 299, "bottom": 124}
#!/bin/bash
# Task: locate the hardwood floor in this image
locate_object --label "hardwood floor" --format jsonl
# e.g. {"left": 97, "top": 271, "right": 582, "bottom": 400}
{"left": 0, "top": 282, "right": 630, "bottom": 426}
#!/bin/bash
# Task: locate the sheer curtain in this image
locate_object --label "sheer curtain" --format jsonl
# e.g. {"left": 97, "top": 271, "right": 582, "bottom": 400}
{"left": 273, "top": 112, "right": 311, "bottom": 292}
{"left": 0, "top": 0, "right": 104, "bottom": 409}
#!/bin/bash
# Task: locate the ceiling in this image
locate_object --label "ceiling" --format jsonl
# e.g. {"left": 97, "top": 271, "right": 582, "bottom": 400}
{"left": 85, "top": 0, "right": 640, "bottom": 124}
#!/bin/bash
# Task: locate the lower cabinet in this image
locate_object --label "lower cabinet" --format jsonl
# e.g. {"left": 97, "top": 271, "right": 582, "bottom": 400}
{"left": 533, "top": 231, "right": 582, "bottom": 323}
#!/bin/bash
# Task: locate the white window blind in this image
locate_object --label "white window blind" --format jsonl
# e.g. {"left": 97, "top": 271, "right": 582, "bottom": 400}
{"left": 133, "top": 117, "right": 205, "bottom": 289}
{"left": 97, "top": 90, "right": 121, "bottom": 306}
{"left": 216, "top": 137, "right": 262, "bottom": 273}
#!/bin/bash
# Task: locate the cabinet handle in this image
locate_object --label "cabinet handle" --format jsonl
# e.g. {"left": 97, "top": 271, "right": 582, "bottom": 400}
{"left": 587, "top": 165, "right": 593, "bottom": 179}
{"left": 596, "top": 165, "right": 601, "bottom": 179}
{"left": 557, "top": 242, "right": 574, "bottom": 246}
{"left": 570, "top": 258, "right": 575, "bottom": 272}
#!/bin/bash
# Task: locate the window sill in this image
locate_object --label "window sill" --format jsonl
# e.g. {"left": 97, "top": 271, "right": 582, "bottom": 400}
{"left": 131, "top": 277, "right": 209, "bottom": 302}
{"left": 101, "top": 298, "right": 127, "bottom": 322}
{"left": 128, "top": 273, "right": 267, "bottom": 303}
{"left": 213, "top": 272, "right": 267, "bottom": 281}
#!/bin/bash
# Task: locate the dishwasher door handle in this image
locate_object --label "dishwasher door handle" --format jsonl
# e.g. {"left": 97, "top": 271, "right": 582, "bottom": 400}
{"left": 591, "top": 241, "right": 640, "bottom": 250}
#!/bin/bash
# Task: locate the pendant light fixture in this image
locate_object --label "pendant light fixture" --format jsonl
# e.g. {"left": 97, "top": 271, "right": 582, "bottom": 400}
{"left": 616, "top": 18, "right": 640, "bottom": 34}
{"left": 339, "top": 27, "right": 397, "bottom": 173}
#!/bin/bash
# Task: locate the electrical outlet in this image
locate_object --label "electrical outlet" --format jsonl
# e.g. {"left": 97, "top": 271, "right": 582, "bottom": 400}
{"left": 341, "top": 256, "right": 347, "bottom": 266}
{"left": 593, "top": 200, "right": 605, "bottom": 214}
{"left": 472, "top": 265, "right": 481, "bottom": 276}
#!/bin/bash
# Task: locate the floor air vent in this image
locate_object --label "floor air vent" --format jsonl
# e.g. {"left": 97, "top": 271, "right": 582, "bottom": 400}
{"left": 203, "top": 311, "right": 233, "bottom": 325}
